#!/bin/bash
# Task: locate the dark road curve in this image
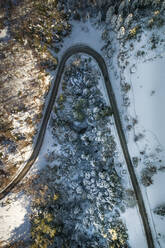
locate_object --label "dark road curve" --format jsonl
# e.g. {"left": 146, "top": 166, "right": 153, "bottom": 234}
{"left": 0, "top": 45, "right": 154, "bottom": 248}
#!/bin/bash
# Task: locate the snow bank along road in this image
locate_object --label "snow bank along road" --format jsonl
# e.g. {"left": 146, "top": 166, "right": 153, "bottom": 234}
{"left": 0, "top": 45, "right": 154, "bottom": 248}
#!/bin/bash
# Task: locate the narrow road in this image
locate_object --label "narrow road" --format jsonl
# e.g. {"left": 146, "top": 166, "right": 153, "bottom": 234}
{"left": 0, "top": 45, "right": 154, "bottom": 248}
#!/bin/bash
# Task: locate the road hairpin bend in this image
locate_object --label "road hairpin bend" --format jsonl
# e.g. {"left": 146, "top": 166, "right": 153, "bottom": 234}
{"left": 0, "top": 45, "right": 154, "bottom": 248}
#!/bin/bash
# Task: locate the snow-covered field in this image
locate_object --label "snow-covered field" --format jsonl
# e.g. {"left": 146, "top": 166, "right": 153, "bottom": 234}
{"left": 109, "top": 22, "right": 165, "bottom": 247}
{"left": 0, "top": 13, "right": 165, "bottom": 247}
{"left": 0, "top": 193, "right": 30, "bottom": 245}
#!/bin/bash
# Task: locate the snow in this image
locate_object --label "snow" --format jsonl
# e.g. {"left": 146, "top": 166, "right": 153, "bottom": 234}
{"left": 95, "top": 62, "right": 111, "bottom": 106}
{"left": 0, "top": 17, "right": 165, "bottom": 247}
{"left": 0, "top": 27, "right": 7, "bottom": 38}
{"left": 114, "top": 24, "right": 165, "bottom": 247}
{"left": 148, "top": 172, "right": 165, "bottom": 208}
{"left": 121, "top": 207, "right": 148, "bottom": 248}
{"left": 147, "top": 171, "right": 165, "bottom": 247}
{"left": 130, "top": 57, "right": 165, "bottom": 150}
{"left": 55, "top": 20, "right": 104, "bottom": 59}
{"left": 34, "top": 127, "right": 58, "bottom": 171}
{"left": 0, "top": 27, "right": 9, "bottom": 41}
{"left": 0, "top": 193, "right": 30, "bottom": 244}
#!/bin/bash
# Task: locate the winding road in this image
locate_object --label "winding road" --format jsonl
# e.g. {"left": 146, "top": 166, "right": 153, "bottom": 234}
{"left": 0, "top": 45, "right": 154, "bottom": 248}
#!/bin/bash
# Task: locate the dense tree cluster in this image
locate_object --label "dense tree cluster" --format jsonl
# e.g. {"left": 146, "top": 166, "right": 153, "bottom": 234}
{"left": 57, "top": 0, "right": 164, "bottom": 21}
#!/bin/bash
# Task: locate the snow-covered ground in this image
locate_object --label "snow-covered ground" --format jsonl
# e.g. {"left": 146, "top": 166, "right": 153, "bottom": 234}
{"left": 108, "top": 22, "right": 165, "bottom": 247}
{"left": 0, "top": 15, "right": 165, "bottom": 247}
{"left": 0, "top": 193, "right": 30, "bottom": 245}
{"left": 129, "top": 55, "right": 165, "bottom": 248}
